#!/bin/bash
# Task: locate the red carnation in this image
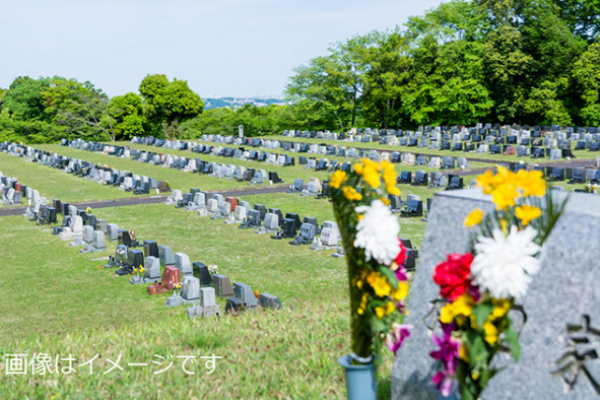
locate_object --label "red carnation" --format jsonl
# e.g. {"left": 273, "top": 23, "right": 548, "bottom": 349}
{"left": 396, "top": 240, "right": 407, "bottom": 266}
{"left": 432, "top": 253, "right": 474, "bottom": 301}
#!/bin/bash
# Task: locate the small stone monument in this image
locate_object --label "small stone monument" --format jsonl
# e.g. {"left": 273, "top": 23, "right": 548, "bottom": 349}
{"left": 174, "top": 253, "right": 192, "bottom": 276}
{"left": 143, "top": 256, "right": 161, "bottom": 284}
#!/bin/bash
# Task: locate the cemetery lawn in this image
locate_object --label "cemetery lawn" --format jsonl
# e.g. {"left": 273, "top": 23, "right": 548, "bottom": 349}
{"left": 0, "top": 151, "right": 144, "bottom": 202}
{"left": 0, "top": 193, "right": 423, "bottom": 399}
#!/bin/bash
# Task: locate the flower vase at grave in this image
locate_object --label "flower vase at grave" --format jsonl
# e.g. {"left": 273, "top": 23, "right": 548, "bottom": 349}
{"left": 337, "top": 355, "right": 377, "bottom": 400}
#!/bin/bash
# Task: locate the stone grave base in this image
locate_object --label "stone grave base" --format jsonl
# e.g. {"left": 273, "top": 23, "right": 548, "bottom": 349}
{"left": 130, "top": 276, "right": 145, "bottom": 285}
{"left": 165, "top": 294, "right": 183, "bottom": 307}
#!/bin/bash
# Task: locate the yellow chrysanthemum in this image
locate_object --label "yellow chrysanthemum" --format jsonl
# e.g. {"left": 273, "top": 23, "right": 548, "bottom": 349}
{"left": 387, "top": 184, "right": 400, "bottom": 196}
{"left": 363, "top": 165, "right": 381, "bottom": 189}
{"left": 515, "top": 204, "right": 542, "bottom": 226}
{"left": 464, "top": 208, "right": 484, "bottom": 227}
{"left": 379, "top": 197, "right": 391, "bottom": 206}
{"left": 374, "top": 301, "right": 396, "bottom": 320}
{"left": 381, "top": 160, "right": 397, "bottom": 187}
{"left": 393, "top": 281, "right": 409, "bottom": 301}
{"left": 342, "top": 186, "right": 363, "bottom": 201}
{"left": 366, "top": 272, "right": 392, "bottom": 297}
{"left": 440, "top": 293, "right": 476, "bottom": 324}
{"left": 330, "top": 170, "right": 347, "bottom": 189}
{"left": 491, "top": 298, "right": 511, "bottom": 319}
{"left": 483, "top": 321, "right": 499, "bottom": 344}
{"left": 476, "top": 170, "right": 497, "bottom": 194}
{"left": 515, "top": 169, "right": 546, "bottom": 197}
{"left": 354, "top": 163, "right": 364, "bottom": 175}
{"left": 492, "top": 183, "right": 519, "bottom": 210}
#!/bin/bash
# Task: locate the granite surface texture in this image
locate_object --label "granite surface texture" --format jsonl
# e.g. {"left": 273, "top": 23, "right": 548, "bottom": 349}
{"left": 392, "top": 189, "right": 600, "bottom": 400}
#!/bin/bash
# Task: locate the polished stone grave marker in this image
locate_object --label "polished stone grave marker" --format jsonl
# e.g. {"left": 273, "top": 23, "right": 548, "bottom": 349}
{"left": 392, "top": 189, "right": 600, "bottom": 400}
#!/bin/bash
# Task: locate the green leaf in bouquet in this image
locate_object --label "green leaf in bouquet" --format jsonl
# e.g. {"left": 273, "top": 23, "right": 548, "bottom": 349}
{"left": 467, "top": 330, "right": 489, "bottom": 369}
{"left": 377, "top": 266, "right": 399, "bottom": 290}
{"left": 504, "top": 327, "right": 521, "bottom": 361}
{"left": 370, "top": 315, "right": 386, "bottom": 334}
{"left": 473, "top": 302, "right": 493, "bottom": 328}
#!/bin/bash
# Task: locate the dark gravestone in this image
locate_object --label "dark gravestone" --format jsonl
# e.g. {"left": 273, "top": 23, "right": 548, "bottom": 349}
{"left": 392, "top": 189, "right": 600, "bottom": 400}
{"left": 192, "top": 262, "right": 212, "bottom": 287}
{"left": 143, "top": 240, "right": 159, "bottom": 258}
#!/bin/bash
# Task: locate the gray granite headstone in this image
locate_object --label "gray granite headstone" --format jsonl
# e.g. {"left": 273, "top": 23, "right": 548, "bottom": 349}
{"left": 392, "top": 189, "right": 600, "bottom": 400}
{"left": 92, "top": 231, "right": 106, "bottom": 250}
{"left": 181, "top": 276, "right": 200, "bottom": 304}
{"left": 82, "top": 225, "right": 94, "bottom": 243}
{"left": 144, "top": 256, "right": 161, "bottom": 283}
{"left": 174, "top": 253, "right": 192, "bottom": 276}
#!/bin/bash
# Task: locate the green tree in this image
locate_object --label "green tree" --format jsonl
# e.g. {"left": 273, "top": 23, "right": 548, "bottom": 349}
{"left": 139, "top": 74, "right": 204, "bottom": 138}
{"left": 572, "top": 42, "right": 600, "bottom": 124}
{"left": 358, "top": 30, "right": 413, "bottom": 129}
{"left": 1, "top": 76, "right": 51, "bottom": 121}
{"left": 43, "top": 77, "right": 116, "bottom": 141}
{"left": 105, "top": 93, "right": 146, "bottom": 140}
{"left": 286, "top": 37, "right": 364, "bottom": 130}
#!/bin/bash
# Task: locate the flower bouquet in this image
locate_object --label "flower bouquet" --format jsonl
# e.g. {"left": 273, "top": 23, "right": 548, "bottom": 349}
{"left": 330, "top": 158, "right": 412, "bottom": 400}
{"left": 130, "top": 265, "right": 145, "bottom": 285}
{"left": 429, "top": 167, "right": 567, "bottom": 400}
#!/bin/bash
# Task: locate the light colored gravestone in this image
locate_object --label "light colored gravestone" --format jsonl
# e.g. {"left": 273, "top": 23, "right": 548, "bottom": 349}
{"left": 107, "top": 223, "right": 119, "bottom": 242}
{"left": 181, "top": 275, "right": 201, "bottom": 305}
{"left": 82, "top": 225, "right": 94, "bottom": 243}
{"left": 143, "top": 256, "right": 161, "bottom": 284}
{"left": 159, "top": 245, "right": 175, "bottom": 266}
{"left": 174, "top": 253, "right": 192, "bottom": 276}
{"left": 392, "top": 189, "right": 600, "bottom": 400}
{"left": 255, "top": 213, "right": 279, "bottom": 235}
{"left": 206, "top": 199, "right": 218, "bottom": 214}
{"left": 549, "top": 149, "right": 562, "bottom": 160}
{"left": 428, "top": 157, "right": 441, "bottom": 169}
{"left": 188, "top": 287, "right": 221, "bottom": 318}
{"left": 164, "top": 189, "right": 182, "bottom": 205}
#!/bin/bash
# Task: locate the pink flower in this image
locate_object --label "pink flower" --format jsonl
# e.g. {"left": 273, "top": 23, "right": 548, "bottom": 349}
{"left": 432, "top": 370, "right": 454, "bottom": 397}
{"left": 395, "top": 263, "right": 410, "bottom": 282}
{"left": 429, "top": 327, "right": 460, "bottom": 397}
{"left": 385, "top": 323, "right": 413, "bottom": 355}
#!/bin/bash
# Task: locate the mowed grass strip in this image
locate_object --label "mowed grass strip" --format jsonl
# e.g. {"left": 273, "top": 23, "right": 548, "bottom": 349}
{"left": 0, "top": 198, "right": 404, "bottom": 399}
{"left": 0, "top": 151, "right": 139, "bottom": 202}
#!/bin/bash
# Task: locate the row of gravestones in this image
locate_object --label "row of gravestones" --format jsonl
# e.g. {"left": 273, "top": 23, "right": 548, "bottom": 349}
{"left": 61, "top": 137, "right": 291, "bottom": 186}
{"left": 19, "top": 187, "right": 283, "bottom": 318}
{"left": 1, "top": 142, "right": 170, "bottom": 195}
{"left": 133, "top": 134, "right": 477, "bottom": 173}
{"left": 276, "top": 130, "right": 600, "bottom": 160}
{"left": 1, "top": 173, "right": 60, "bottom": 228}
{"left": 282, "top": 123, "right": 600, "bottom": 138}
{"left": 163, "top": 186, "right": 424, "bottom": 269}
{"left": 163, "top": 188, "right": 345, "bottom": 254}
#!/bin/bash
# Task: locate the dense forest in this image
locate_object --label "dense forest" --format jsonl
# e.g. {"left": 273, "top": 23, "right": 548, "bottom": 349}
{"left": 2, "top": 0, "right": 600, "bottom": 143}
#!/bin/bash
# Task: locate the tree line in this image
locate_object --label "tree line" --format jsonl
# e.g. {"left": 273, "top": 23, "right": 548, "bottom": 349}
{"left": 2, "top": 0, "right": 600, "bottom": 143}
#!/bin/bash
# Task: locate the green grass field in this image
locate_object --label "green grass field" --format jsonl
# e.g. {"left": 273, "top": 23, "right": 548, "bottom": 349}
{"left": 0, "top": 143, "right": 585, "bottom": 399}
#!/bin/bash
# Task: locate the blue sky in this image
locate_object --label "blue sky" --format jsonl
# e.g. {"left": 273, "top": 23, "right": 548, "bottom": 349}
{"left": 0, "top": 0, "right": 444, "bottom": 98}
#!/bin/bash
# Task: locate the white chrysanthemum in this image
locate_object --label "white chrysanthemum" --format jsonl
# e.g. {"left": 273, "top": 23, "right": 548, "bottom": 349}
{"left": 354, "top": 200, "right": 400, "bottom": 265}
{"left": 471, "top": 226, "right": 541, "bottom": 300}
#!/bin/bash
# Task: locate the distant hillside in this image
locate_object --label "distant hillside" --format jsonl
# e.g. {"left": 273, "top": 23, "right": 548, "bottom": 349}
{"left": 203, "top": 97, "right": 286, "bottom": 110}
